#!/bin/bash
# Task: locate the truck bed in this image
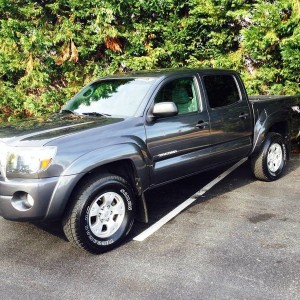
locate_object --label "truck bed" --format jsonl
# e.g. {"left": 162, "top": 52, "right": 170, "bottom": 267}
{"left": 249, "top": 95, "right": 298, "bottom": 102}
{"left": 249, "top": 94, "right": 300, "bottom": 144}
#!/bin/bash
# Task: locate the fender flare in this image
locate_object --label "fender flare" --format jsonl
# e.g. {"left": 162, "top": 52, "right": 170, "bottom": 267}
{"left": 251, "top": 109, "right": 289, "bottom": 156}
{"left": 44, "top": 143, "right": 150, "bottom": 221}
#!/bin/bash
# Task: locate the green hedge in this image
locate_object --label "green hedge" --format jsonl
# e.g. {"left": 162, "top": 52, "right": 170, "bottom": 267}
{"left": 0, "top": 0, "right": 299, "bottom": 120}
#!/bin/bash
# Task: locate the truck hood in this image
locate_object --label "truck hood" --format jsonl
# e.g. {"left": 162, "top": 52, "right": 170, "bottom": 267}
{"left": 0, "top": 113, "right": 124, "bottom": 146}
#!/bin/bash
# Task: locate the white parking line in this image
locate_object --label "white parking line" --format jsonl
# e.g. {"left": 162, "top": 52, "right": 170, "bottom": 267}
{"left": 133, "top": 158, "right": 248, "bottom": 242}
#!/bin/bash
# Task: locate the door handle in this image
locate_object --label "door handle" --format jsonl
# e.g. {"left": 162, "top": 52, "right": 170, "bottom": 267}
{"left": 195, "top": 121, "right": 209, "bottom": 129}
{"left": 239, "top": 113, "right": 249, "bottom": 119}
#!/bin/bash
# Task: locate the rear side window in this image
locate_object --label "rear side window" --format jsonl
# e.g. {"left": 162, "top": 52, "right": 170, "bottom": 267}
{"left": 203, "top": 75, "right": 241, "bottom": 108}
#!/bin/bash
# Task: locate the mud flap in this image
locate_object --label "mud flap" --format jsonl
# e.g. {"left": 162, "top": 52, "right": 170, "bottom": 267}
{"left": 136, "top": 193, "right": 148, "bottom": 223}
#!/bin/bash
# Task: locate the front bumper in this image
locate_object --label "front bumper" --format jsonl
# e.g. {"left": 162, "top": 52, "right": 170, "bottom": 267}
{"left": 0, "top": 176, "right": 59, "bottom": 221}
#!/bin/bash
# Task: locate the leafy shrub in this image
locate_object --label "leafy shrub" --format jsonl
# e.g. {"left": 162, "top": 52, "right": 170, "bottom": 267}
{"left": 0, "top": 0, "right": 299, "bottom": 120}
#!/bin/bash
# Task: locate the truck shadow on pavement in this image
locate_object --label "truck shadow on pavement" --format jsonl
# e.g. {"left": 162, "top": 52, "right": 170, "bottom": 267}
{"left": 130, "top": 160, "right": 250, "bottom": 237}
{"left": 129, "top": 154, "right": 300, "bottom": 239}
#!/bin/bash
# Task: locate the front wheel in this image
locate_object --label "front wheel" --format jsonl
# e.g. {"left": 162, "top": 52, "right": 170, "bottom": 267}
{"left": 251, "top": 132, "right": 288, "bottom": 181}
{"left": 63, "top": 174, "right": 135, "bottom": 254}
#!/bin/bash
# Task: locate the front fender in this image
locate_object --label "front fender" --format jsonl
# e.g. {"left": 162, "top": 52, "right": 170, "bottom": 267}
{"left": 44, "top": 143, "right": 150, "bottom": 220}
{"left": 63, "top": 143, "right": 149, "bottom": 179}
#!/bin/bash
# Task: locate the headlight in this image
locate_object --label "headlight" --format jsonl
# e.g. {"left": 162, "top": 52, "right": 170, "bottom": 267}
{"left": 6, "top": 146, "right": 57, "bottom": 175}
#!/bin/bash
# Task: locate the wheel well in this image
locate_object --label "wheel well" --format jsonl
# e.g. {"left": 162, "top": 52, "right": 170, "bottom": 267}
{"left": 268, "top": 122, "right": 288, "bottom": 138}
{"left": 252, "top": 121, "right": 290, "bottom": 158}
{"left": 77, "top": 160, "right": 141, "bottom": 196}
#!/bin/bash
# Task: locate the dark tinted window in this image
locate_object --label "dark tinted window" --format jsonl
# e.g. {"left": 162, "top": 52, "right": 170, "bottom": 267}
{"left": 203, "top": 75, "right": 240, "bottom": 108}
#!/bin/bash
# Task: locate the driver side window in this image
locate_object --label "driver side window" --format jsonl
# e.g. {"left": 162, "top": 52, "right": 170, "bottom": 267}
{"left": 155, "top": 78, "right": 199, "bottom": 115}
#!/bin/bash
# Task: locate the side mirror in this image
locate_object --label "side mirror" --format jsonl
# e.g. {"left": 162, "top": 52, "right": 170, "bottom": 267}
{"left": 152, "top": 102, "right": 178, "bottom": 118}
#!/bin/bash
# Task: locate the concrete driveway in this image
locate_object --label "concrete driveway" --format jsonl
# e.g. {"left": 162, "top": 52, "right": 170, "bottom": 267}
{"left": 0, "top": 154, "right": 299, "bottom": 300}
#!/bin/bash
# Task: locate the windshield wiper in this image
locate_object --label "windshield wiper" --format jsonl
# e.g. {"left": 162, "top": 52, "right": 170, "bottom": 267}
{"left": 81, "top": 112, "right": 111, "bottom": 117}
{"left": 60, "top": 109, "right": 77, "bottom": 115}
{"left": 61, "top": 110, "right": 111, "bottom": 117}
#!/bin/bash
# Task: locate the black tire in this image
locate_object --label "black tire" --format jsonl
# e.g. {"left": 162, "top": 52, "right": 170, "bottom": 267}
{"left": 251, "top": 132, "right": 288, "bottom": 181}
{"left": 63, "top": 174, "right": 135, "bottom": 254}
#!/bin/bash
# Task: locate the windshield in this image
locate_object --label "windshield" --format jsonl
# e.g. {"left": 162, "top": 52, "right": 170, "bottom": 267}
{"left": 63, "top": 78, "right": 156, "bottom": 117}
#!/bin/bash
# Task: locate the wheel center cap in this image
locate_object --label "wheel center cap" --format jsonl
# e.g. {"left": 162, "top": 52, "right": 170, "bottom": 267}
{"left": 101, "top": 208, "right": 110, "bottom": 219}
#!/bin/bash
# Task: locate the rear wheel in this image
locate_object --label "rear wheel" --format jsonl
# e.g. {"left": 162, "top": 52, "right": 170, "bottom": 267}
{"left": 63, "top": 174, "right": 135, "bottom": 254}
{"left": 251, "top": 132, "right": 288, "bottom": 181}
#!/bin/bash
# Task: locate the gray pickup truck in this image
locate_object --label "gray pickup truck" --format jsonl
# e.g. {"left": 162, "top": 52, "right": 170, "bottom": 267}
{"left": 0, "top": 69, "right": 299, "bottom": 253}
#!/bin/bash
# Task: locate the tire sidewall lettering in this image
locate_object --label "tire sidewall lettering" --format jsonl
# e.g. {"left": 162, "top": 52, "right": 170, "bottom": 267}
{"left": 120, "top": 188, "right": 133, "bottom": 210}
{"left": 85, "top": 205, "right": 90, "bottom": 221}
{"left": 282, "top": 143, "right": 287, "bottom": 161}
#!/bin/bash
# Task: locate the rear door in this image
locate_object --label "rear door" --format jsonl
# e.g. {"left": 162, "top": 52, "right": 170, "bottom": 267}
{"left": 145, "top": 75, "right": 211, "bottom": 184}
{"left": 200, "top": 72, "right": 253, "bottom": 163}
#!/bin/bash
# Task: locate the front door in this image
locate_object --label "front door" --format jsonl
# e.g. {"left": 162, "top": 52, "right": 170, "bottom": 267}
{"left": 145, "top": 76, "right": 211, "bottom": 185}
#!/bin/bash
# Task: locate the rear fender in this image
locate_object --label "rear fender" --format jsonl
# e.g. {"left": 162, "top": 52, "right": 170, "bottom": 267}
{"left": 251, "top": 110, "right": 289, "bottom": 156}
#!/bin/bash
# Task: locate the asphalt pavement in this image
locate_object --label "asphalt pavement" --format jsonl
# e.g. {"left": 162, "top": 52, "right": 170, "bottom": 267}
{"left": 0, "top": 154, "right": 300, "bottom": 300}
